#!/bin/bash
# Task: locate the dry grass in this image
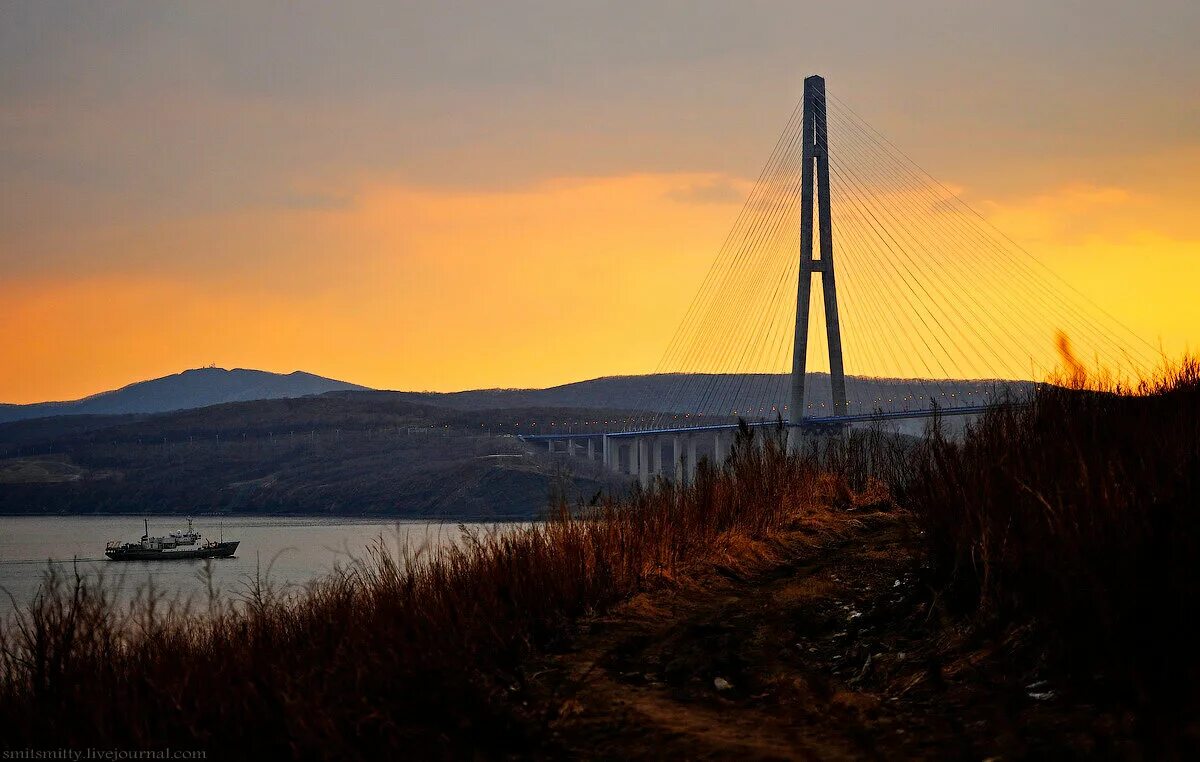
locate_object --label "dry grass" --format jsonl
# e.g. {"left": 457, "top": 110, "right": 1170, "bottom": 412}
{"left": 0, "top": 424, "right": 869, "bottom": 757}
{"left": 906, "top": 358, "right": 1200, "bottom": 702}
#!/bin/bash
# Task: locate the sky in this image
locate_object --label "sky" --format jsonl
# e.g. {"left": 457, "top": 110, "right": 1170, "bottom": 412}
{"left": 2, "top": 1, "right": 1198, "bottom": 403}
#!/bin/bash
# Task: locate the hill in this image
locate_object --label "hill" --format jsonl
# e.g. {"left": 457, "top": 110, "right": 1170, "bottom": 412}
{"left": 0, "top": 368, "right": 369, "bottom": 425}
{"left": 0, "top": 368, "right": 1020, "bottom": 515}
{"left": 401, "top": 372, "right": 1030, "bottom": 415}
{"left": 0, "top": 393, "right": 634, "bottom": 518}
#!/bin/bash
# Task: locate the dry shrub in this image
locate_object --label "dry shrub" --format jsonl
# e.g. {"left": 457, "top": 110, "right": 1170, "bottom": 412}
{"left": 907, "top": 357, "right": 1200, "bottom": 701}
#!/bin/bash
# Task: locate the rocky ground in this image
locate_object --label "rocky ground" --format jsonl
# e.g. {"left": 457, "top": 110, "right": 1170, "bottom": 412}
{"left": 510, "top": 515, "right": 1172, "bottom": 759}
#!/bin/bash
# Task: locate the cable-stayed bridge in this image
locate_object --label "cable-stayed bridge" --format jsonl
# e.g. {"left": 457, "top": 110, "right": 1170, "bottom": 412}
{"left": 521, "top": 75, "right": 1160, "bottom": 485}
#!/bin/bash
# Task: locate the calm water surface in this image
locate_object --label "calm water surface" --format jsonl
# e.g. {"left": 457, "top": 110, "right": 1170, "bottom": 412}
{"left": 0, "top": 516, "right": 512, "bottom": 617}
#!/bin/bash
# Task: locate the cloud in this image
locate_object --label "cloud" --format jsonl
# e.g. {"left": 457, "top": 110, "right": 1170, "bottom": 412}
{"left": 0, "top": 172, "right": 743, "bottom": 402}
{"left": 664, "top": 176, "right": 748, "bottom": 205}
{"left": 980, "top": 183, "right": 1159, "bottom": 244}
{"left": 280, "top": 189, "right": 356, "bottom": 210}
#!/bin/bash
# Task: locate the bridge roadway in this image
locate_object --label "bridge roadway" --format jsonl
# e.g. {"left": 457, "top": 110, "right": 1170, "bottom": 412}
{"left": 518, "top": 404, "right": 995, "bottom": 487}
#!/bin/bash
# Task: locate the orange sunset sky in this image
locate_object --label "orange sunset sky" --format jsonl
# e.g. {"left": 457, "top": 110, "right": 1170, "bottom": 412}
{"left": 2, "top": 2, "right": 1198, "bottom": 404}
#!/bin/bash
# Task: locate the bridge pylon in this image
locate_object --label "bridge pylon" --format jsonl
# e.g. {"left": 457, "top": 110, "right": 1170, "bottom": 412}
{"left": 789, "top": 74, "right": 848, "bottom": 442}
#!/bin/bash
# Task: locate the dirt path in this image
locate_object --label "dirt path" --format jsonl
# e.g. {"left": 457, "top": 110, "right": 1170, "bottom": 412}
{"left": 518, "top": 515, "right": 1139, "bottom": 759}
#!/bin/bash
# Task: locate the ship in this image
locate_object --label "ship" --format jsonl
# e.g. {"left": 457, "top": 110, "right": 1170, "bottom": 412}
{"left": 105, "top": 518, "right": 239, "bottom": 561}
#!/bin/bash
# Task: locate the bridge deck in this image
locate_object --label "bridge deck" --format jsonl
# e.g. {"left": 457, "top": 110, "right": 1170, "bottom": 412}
{"left": 518, "top": 404, "right": 997, "bottom": 441}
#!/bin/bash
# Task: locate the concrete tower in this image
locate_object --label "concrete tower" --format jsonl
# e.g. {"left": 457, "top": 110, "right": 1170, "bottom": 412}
{"left": 789, "top": 74, "right": 848, "bottom": 438}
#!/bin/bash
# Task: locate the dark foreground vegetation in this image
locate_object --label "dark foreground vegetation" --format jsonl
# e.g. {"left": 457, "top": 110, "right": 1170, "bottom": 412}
{"left": 911, "top": 360, "right": 1200, "bottom": 712}
{"left": 1, "top": 361, "right": 1196, "bottom": 757}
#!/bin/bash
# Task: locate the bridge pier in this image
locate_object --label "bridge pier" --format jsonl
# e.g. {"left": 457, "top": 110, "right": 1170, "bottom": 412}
{"left": 593, "top": 432, "right": 739, "bottom": 482}
{"left": 686, "top": 436, "right": 699, "bottom": 483}
{"left": 676, "top": 434, "right": 686, "bottom": 482}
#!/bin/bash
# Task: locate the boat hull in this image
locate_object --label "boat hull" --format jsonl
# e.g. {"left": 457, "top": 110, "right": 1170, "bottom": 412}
{"left": 105, "top": 541, "right": 239, "bottom": 562}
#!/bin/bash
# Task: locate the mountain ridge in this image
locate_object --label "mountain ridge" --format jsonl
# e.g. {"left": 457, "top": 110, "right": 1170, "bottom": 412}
{"left": 2, "top": 367, "right": 1032, "bottom": 426}
{"left": 0, "top": 368, "right": 370, "bottom": 424}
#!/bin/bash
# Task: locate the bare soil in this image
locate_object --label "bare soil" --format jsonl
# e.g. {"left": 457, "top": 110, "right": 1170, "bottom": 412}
{"left": 512, "top": 514, "right": 1174, "bottom": 759}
